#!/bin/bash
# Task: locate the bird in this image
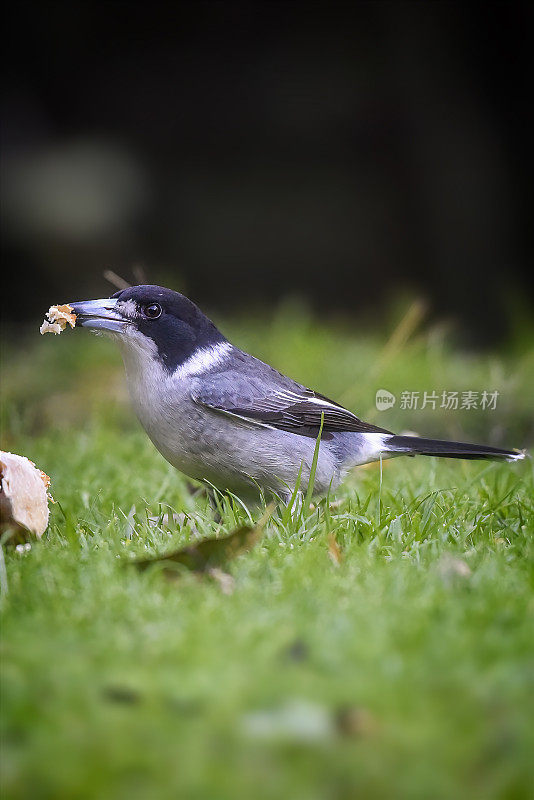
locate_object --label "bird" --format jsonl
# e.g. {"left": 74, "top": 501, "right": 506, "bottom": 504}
{"left": 67, "top": 285, "right": 525, "bottom": 502}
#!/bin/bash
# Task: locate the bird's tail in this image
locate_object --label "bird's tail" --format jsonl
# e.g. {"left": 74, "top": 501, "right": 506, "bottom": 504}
{"left": 383, "top": 435, "right": 525, "bottom": 462}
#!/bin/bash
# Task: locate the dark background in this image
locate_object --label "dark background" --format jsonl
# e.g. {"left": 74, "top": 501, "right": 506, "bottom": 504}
{"left": 2, "top": 1, "right": 532, "bottom": 344}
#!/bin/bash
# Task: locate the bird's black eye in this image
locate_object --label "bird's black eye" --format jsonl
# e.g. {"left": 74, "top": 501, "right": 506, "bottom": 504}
{"left": 142, "top": 303, "right": 162, "bottom": 320}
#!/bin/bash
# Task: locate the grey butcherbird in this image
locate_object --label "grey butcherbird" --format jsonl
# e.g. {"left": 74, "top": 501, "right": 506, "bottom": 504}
{"left": 68, "top": 285, "right": 525, "bottom": 501}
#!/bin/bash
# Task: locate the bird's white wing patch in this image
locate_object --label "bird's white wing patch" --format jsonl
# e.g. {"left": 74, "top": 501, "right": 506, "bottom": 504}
{"left": 174, "top": 341, "right": 233, "bottom": 379}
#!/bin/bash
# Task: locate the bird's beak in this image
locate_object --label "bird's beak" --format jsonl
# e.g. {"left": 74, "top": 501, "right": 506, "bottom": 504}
{"left": 68, "top": 298, "right": 129, "bottom": 333}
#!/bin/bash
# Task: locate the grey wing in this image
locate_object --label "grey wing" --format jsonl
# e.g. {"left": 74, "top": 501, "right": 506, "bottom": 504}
{"left": 190, "top": 369, "right": 391, "bottom": 440}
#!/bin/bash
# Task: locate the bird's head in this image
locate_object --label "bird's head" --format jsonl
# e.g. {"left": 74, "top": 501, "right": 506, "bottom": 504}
{"left": 70, "top": 285, "right": 226, "bottom": 372}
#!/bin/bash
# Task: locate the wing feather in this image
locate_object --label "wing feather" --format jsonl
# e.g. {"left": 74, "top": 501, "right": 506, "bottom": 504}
{"left": 191, "top": 370, "right": 390, "bottom": 439}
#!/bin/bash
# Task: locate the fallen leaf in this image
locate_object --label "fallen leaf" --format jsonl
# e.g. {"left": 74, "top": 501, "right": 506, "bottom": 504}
{"left": 335, "top": 705, "right": 379, "bottom": 737}
{"left": 132, "top": 504, "right": 273, "bottom": 576}
{"left": 327, "top": 532, "right": 343, "bottom": 566}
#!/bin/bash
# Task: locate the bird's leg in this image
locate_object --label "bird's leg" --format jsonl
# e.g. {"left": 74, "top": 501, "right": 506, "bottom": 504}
{"left": 206, "top": 487, "right": 224, "bottom": 523}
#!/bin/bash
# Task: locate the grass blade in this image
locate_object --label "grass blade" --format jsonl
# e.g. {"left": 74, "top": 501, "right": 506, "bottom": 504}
{"left": 305, "top": 412, "right": 325, "bottom": 512}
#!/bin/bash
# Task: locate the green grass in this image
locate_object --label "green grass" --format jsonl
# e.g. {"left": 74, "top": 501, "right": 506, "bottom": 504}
{"left": 1, "top": 303, "right": 533, "bottom": 799}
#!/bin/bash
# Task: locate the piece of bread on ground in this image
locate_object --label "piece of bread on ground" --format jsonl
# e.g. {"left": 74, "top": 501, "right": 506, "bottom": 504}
{"left": 0, "top": 452, "right": 51, "bottom": 539}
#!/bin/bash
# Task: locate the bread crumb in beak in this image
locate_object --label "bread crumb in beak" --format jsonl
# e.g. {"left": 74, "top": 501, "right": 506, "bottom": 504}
{"left": 40, "top": 304, "right": 77, "bottom": 335}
